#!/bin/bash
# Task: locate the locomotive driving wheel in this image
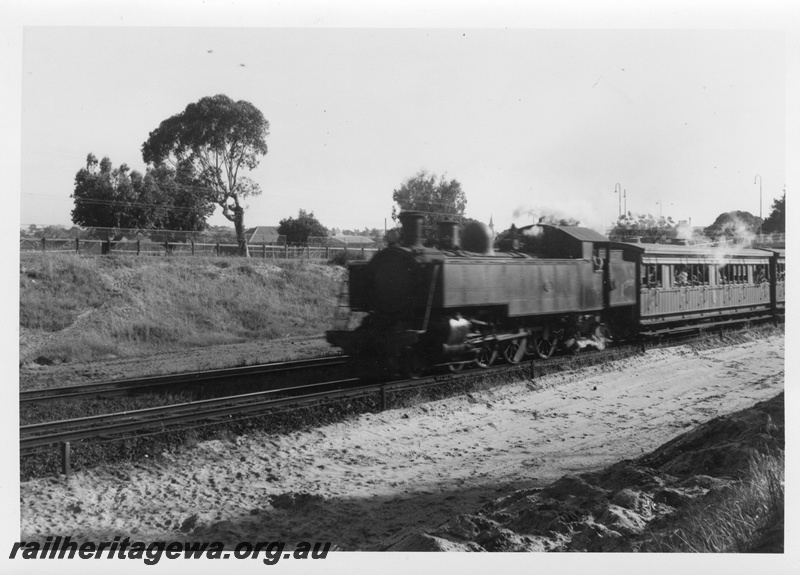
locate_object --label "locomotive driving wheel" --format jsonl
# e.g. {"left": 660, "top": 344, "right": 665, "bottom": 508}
{"left": 530, "top": 334, "right": 557, "bottom": 359}
{"left": 502, "top": 337, "right": 527, "bottom": 364}
{"left": 592, "top": 323, "right": 612, "bottom": 351}
{"left": 448, "top": 362, "right": 466, "bottom": 373}
{"left": 475, "top": 345, "right": 498, "bottom": 368}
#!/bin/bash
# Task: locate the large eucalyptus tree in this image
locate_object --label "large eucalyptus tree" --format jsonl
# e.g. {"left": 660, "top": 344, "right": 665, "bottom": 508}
{"left": 142, "top": 94, "right": 270, "bottom": 256}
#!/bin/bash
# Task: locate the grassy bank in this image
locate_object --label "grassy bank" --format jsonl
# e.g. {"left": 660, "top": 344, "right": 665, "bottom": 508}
{"left": 20, "top": 253, "right": 345, "bottom": 364}
{"left": 643, "top": 449, "right": 784, "bottom": 552}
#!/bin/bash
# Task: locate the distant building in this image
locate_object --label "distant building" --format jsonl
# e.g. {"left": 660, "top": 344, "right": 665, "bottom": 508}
{"left": 327, "top": 235, "right": 376, "bottom": 249}
{"left": 246, "top": 226, "right": 282, "bottom": 245}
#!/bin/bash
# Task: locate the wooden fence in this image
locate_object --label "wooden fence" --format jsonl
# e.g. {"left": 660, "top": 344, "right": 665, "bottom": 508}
{"left": 20, "top": 237, "right": 379, "bottom": 260}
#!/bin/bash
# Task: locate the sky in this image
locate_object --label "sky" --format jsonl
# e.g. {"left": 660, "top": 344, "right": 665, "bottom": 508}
{"left": 17, "top": 23, "right": 792, "bottom": 235}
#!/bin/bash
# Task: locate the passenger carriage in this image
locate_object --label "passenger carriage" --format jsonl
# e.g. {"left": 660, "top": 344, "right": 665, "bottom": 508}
{"left": 618, "top": 242, "right": 783, "bottom": 335}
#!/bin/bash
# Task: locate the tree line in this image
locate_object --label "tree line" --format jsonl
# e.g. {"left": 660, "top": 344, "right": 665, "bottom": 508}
{"left": 72, "top": 94, "right": 268, "bottom": 256}
{"left": 608, "top": 194, "right": 785, "bottom": 244}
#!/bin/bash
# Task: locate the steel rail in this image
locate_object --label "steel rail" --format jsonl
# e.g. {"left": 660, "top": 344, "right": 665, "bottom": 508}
{"left": 20, "top": 356, "right": 347, "bottom": 403}
{"left": 20, "top": 377, "right": 362, "bottom": 451}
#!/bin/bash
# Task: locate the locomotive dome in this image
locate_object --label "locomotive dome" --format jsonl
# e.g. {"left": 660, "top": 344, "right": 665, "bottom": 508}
{"left": 461, "top": 222, "right": 494, "bottom": 255}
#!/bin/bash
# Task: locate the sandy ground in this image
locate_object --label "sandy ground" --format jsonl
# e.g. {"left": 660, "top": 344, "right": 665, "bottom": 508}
{"left": 19, "top": 335, "right": 783, "bottom": 550}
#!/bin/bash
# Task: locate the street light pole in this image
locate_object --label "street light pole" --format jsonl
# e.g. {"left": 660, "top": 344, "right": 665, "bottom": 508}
{"left": 614, "top": 183, "right": 621, "bottom": 218}
{"left": 754, "top": 174, "right": 762, "bottom": 240}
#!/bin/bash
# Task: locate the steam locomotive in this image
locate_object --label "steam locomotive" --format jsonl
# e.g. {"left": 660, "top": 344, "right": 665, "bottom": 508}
{"left": 326, "top": 211, "right": 785, "bottom": 378}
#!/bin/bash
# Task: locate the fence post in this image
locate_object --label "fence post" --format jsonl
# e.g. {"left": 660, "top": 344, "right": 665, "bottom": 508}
{"left": 326, "top": 246, "right": 330, "bottom": 260}
{"left": 75, "top": 237, "right": 80, "bottom": 253}
{"left": 262, "top": 243, "right": 266, "bottom": 259}
{"left": 41, "top": 237, "right": 46, "bottom": 251}
{"left": 137, "top": 239, "right": 141, "bottom": 256}
{"left": 60, "top": 441, "right": 71, "bottom": 477}
{"left": 285, "top": 244, "right": 288, "bottom": 259}
{"left": 216, "top": 243, "right": 220, "bottom": 256}
{"left": 191, "top": 240, "right": 195, "bottom": 256}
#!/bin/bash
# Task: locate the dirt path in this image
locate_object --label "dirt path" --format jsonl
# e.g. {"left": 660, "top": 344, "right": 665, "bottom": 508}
{"left": 19, "top": 336, "right": 784, "bottom": 550}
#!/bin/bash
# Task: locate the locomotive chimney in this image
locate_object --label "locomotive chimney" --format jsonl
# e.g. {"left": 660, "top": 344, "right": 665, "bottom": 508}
{"left": 437, "top": 220, "right": 460, "bottom": 250}
{"left": 399, "top": 211, "right": 424, "bottom": 248}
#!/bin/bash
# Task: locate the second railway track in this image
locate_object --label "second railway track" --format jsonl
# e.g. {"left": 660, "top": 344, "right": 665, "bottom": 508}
{"left": 20, "top": 355, "right": 348, "bottom": 403}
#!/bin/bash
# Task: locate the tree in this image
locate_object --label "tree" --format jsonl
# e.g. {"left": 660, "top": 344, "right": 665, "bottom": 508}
{"left": 761, "top": 192, "right": 785, "bottom": 234}
{"left": 278, "top": 210, "right": 327, "bottom": 245}
{"left": 71, "top": 153, "right": 215, "bottom": 243}
{"left": 609, "top": 212, "right": 678, "bottom": 243}
{"left": 703, "top": 211, "right": 760, "bottom": 243}
{"left": 144, "top": 160, "right": 215, "bottom": 242}
{"left": 392, "top": 170, "right": 468, "bottom": 246}
{"left": 71, "top": 154, "right": 143, "bottom": 240}
{"left": 142, "top": 94, "right": 270, "bottom": 256}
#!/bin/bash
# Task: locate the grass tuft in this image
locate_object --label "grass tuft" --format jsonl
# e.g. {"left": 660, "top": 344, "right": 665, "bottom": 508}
{"left": 643, "top": 449, "right": 784, "bottom": 552}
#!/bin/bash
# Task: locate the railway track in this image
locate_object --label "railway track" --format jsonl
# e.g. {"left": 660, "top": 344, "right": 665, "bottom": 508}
{"left": 20, "top": 326, "right": 761, "bottom": 476}
{"left": 20, "top": 377, "right": 361, "bottom": 451}
{"left": 20, "top": 343, "right": 645, "bottom": 455}
{"left": 20, "top": 356, "right": 348, "bottom": 403}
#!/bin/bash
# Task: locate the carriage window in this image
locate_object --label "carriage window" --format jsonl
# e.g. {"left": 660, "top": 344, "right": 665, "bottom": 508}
{"left": 776, "top": 262, "right": 785, "bottom": 281}
{"left": 673, "top": 265, "right": 690, "bottom": 287}
{"left": 754, "top": 265, "right": 769, "bottom": 284}
{"left": 672, "top": 264, "right": 708, "bottom": 287}
{"left": 642, "top": 264, "right": 661, "bottom": 288}
{"left": 689, "top": 264, "right": 708, "bottom": 285}
{"left": 721, "top": 264, "right": 748, "bottom": 285}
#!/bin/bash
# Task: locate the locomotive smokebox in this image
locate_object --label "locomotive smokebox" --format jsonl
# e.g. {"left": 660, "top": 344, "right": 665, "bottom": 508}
{"left": 399, "top": 211, "right": 424, "bottom": 248}
{"left": 437, "top": 220, "right": 460, "bottom": 250}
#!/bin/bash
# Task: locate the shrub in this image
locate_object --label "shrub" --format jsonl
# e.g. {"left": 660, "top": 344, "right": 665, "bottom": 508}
{"left": 329, "top": 249, "right": 366, "bottom": 267}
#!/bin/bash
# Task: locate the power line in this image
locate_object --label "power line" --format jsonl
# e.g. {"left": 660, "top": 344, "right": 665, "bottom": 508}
{"left": 68, "top": 197, "right": 213, "bottom": 215}
{"left": 25, "top": 189, "right": 469, "bottom": 216}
